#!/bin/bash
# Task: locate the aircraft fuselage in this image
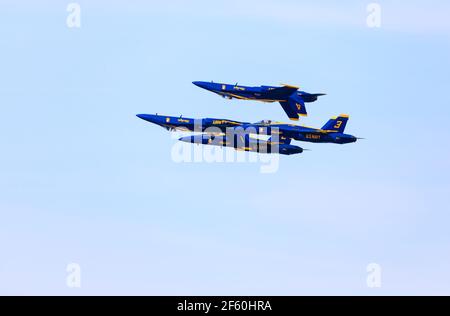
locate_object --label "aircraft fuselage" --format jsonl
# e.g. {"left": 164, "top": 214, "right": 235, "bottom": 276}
{"left": 136, "top": 114, "right": 357, "bottom": 145}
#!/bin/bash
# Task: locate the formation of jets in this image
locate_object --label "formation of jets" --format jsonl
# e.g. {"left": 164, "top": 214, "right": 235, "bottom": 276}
{"left": 137, "top": 81, "right": 359, "bottom": 156}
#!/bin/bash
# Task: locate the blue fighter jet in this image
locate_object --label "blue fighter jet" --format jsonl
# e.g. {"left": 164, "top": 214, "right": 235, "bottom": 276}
{"left": 136, "top": 113, "right": 358, "bottom": 155}
{"left": 177, "top": 133, "right": 304, "bottom": 155}
{"left": 192, "top": 81, "right": 325, "bottom": 121}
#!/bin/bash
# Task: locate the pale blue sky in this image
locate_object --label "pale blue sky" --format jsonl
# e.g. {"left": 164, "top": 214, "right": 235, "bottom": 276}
{"left": 1, "top": 0, "right": 450, "bottom": 295}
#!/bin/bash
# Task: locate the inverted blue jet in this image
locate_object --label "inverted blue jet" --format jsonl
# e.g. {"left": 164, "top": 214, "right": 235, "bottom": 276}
{"left": 192, "top": 81, "right": 325, "bottom": 121}
{"left": 177, "top": 133, "right": 304, "bottom": 156}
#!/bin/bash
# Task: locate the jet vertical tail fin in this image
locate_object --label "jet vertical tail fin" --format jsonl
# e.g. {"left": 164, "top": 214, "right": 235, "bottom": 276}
{"left": 321, "top": 114, "right": 349, "bottom": 133}
{"left": 279, "top": 94, "right": 307, "bottom": 121}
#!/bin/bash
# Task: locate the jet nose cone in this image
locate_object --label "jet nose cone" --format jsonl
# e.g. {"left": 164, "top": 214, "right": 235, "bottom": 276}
{"left": 136, "top": 114, "right": 159, "bottom": 123}
{"left": 192, "top": 81, "right": 210, "bottom": 90}
{"left": 178, "top": 136, "right": 191, "bottom": 143}
{"left": 136, "top": 114, "right": 146, "bottom": 120}
{"left": 136, "top": 114, "right": 154, "bottom": 122}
